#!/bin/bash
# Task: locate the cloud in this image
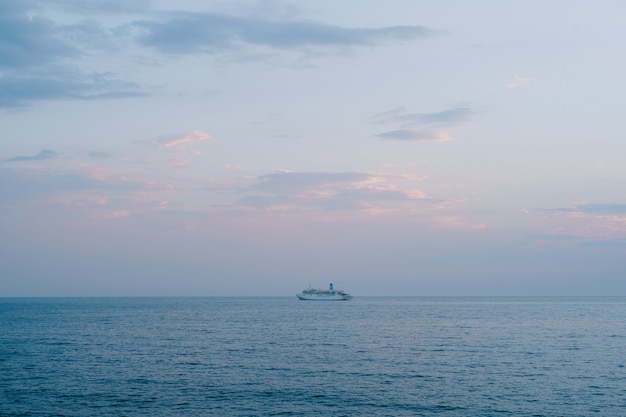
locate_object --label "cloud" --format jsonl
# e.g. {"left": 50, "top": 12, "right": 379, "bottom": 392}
{"left": 376, "top": 129, "right": 451, "bottom": 142}
{"left": 1, "top": 3, "right": 440, "bottom": 108}
{"left": 252, "top": 171, "right": 367, "bottom": 192}
{"left": 241, "top": 170, "right": 430, "bottom": 210}
{"left": 540, "top": 202, "right": 626, "bottom": 241}
{"left": 0, "top": 68, "right": 144, "bottom": 108}
{"left": 6, "top": 149, "right": 58, "bottom": 162}
{"left": 88, "top": 151, "right": 112, "bottom": 158}
{"left": 372, "top": 105, "right": 469, "bottom": 142}
{"left": 159, "top": 130, "right": 212, "bottom": 151}
{"left": 0, "top": 9, "right": 77, "bottom": 70}
{"left": 0, "top": 3, "right": 144, "bottom": 108}
{"left": 0, "top": 166, "right": 132, "bottom": 204}
{"left": 505, "top": 75, "right": 535, "bottom": 89}
{"left": 556, "top": 202, "right": 626, "bottom": 214}
{"left": 432, "top": 215, "right": 487, "bottom": 230}
{"left": 0, "top": 156, "right": 475, "bottom": 232}
{"left": 130, "top": 12, "right": 439, "bottom": 54}
{"left": 225, "top": 164, "right": 245, "bottom": 171}
{"left": 155, "top": 131, "right": 212, "bottom": 169}
{"left": 574, "top": 203, "right": 626, "bottom": 214}
{"left": 39, "top": 0, "right": 152, "bottom": 14}
{"left": 372, "top": 106, "right": 471, "bottom": 127}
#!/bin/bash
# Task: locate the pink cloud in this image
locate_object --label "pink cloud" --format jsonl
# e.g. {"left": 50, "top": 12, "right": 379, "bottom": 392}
{"left": 432, "top": 215, "right": 487, "bottom": 230}
{"left": 225, "top": 163, "right": 245, "bottom": 170}
{"left": 160, "top": 130, "right": 212, "bottom": 151}
{"left": 96, "top": 210, "right": 131, "bottom": 219}
{"left": 505, "top": 75, "right": 535, "bottom": 89}
{"left": 377, "top": 129, "right": 452, "bottom": 142}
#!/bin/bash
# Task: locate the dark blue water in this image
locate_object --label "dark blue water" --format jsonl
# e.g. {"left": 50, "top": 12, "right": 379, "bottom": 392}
{"left": 2, "top": 297, "right": 626, "bottom": 416}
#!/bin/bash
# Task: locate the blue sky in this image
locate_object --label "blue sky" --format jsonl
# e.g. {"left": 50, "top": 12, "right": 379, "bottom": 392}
{"left": 2, "top": 0, "right": 626, "bottom": 296}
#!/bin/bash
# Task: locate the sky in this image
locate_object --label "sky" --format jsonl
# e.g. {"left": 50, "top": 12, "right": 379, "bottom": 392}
{"left": 2, "top": 0, "right": 626, "bottom": 296}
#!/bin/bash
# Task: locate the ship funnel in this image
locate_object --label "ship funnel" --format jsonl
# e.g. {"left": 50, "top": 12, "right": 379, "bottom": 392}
{"left": 329, "top": 283, "right": 334, "bottom": 290}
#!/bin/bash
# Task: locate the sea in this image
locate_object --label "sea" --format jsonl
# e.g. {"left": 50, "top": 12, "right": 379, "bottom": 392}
{"left": 2, "top": 297, "right": 626, "bottom": 416}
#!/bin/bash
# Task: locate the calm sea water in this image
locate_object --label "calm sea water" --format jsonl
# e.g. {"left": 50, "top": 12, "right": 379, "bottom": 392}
{"left": 2, "top": 297, "right": 626, "bottom": 416}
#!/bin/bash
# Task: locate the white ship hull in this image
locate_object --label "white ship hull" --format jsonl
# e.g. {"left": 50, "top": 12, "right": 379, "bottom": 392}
{"left": 296, "top": 294, "right": 353, "bottom": 301}
{"left": 296, "top": 283, "right": 352, "bottom": 301}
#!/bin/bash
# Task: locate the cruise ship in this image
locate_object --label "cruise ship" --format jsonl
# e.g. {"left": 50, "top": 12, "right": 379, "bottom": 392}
{"left": 296, "top": 283, "right": 353, "bottom": 301}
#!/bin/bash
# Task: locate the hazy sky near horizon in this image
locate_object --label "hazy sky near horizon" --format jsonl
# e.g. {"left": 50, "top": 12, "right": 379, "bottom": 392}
{"left": 2, "top": 0, "right": 626, "bottom": 296}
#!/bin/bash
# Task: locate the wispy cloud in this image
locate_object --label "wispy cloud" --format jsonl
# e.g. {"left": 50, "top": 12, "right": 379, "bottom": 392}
{"left": 557, "top": 203, "right": 626, "bottom": 214}
{"left": 6, "top": 149, "right": 58, "bottom": 162}
{"left": 0, "top": 68, "right": 144, "bottom": 108}
{"left": 130, "top": 12, "right": 439, "bottom": 54}
{"left": 88, "top": 151, "right": 112, "bottom": 159}
{"left": 1, "top": 153, "right": 484, "bottom": 233}
{"left": 241, "top": 170, "right": 430, "bottom": 211}
{"left": 371, "top": 106, "right": 470, "bottom": 126}
{"left": 1, "top": 3, "right": 441, "bottom": 108}
{"left": 252, "top": 171, "right": 367, "bottom": 192}
{"left": 372, "top": 105, "right": 470, "bottom": 142}
{"left": 505, "top": 75, "right": 535, "bottom": 89}
{"left": 39, "top": 0, "right": 152, "bottom": 14}
{"left": 432, "top": 215, "right": 487, "bottom": 230}
{"left": 538, "top": 202, "right": 626, "bottom": 241}
{"left": 159, "top": 130, "right": 212, "bottom": 151}
{"left": 0, "top": 3, "right": 144, "bottom": 108}
{"left": 377, "top": 130, "right": 451, "bottom": 142}
{"left": 0, "top": 6, "right": 77, "bottom": 69}
{"left": 0, "top": 165, "right": 134, "bottom": 204}
{"left": 225, "top": 164, "right": 245, "bottom": 171}
{"left": 149, "top": 130, "right": 213, "bottom": 170}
